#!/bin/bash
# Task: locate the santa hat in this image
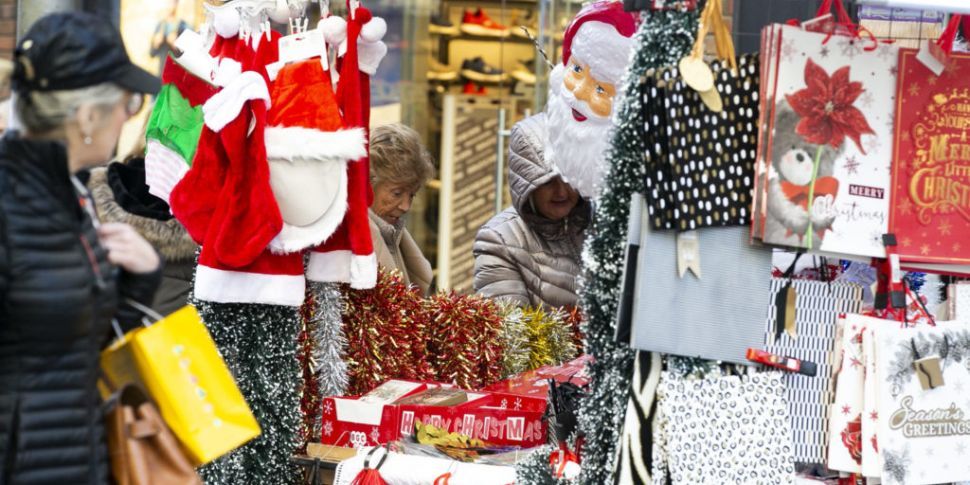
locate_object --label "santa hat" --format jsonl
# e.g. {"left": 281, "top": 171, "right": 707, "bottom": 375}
{"left": 264, "top": 60, "right": 367, "bottom": 254}
{"left": 561, "top": 1, "right": 638, "bottom": 86}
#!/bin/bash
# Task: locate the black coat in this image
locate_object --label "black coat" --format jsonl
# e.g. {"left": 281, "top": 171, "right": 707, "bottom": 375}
{"left": 0, "top": 137, "right": 161, "bottom": 484}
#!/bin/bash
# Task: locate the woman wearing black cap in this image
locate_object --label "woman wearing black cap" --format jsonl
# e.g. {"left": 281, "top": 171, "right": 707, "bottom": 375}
{"left": 0, "top": 12, "right": 164, "bottom": 484}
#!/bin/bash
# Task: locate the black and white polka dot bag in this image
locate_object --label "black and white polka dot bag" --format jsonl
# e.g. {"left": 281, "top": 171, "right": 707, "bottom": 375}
{"left": 641, "top": 54, "right": 761, "bottom": 232}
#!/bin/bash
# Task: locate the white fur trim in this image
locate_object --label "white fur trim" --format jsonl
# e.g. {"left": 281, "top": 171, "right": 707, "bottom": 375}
{"left": 569, "top": 21, "right": 634, "bottom": 86}
{"left": 360, "top": 17, "right": 387, "bottom": 43}
{"left": 358, "top": 40, "right": 388, "bottom": 76}
{"left": 195, "top": 265, "right": 306, "bottom": 306}
{"left": 307, "top": 250, "right": 352, "bottom": 283}
{"left": 144, "top": 140, "right": 189, "bottom": 205}
{"left": 212, "top": 58, "right": 243, "bottom": 87}
{"left": 203, "top": 71, "right": 270, "bottom": 132}
{"left": 264, "top": 126, "right": 367, "bottom": 162}
{"left": 267, "top": 159, "right": 349, "bottom": 254}
{"left": 350, "top": 253, "right": 378, "bottom": 289}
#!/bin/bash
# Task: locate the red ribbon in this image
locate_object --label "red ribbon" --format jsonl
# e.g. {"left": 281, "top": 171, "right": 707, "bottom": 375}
{"left": 548, "top": 443, "right": 579, "bottom": 478}
{"left": 936, "top": 14, "right": 963, "bottom": 56}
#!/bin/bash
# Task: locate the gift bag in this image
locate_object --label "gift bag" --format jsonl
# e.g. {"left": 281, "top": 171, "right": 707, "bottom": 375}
{"left": 874, "top": 323, "right": 970, "bottom": 485}
{"left": 828, "top": 314, "right": 895, "bottom": 476}
{"left": 629, "top": 221, "right": 773, "bottom": 364}
{"left": 101, "top": 304, "right": 261, "bottom": 465}
{"left": 763, "top": 277, "right": 865, "bottom": 464}
{"left": 652, "top": 370, "right": 796, "bottom": 484}
{"left": 754, "top": 15, "right": 900, "bottom": 257}
{"left": 641, "top": 0, "right": 760, "bottom": 231}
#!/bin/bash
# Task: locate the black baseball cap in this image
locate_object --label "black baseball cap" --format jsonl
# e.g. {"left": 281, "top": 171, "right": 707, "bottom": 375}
{"left": 13, "top": 11, "right": 160, "bottom": 95}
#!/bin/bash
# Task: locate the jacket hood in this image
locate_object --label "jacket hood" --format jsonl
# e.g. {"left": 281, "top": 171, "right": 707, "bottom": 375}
{"left": 89, "top": 163, "right": 198, "bottom": 262}
{"left": 508, "top": 113, "right": 591, "bottom": 241}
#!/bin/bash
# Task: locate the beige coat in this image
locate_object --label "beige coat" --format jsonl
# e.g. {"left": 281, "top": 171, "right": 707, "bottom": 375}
{"left": 369, "top": 210, "right": 434, "bottom": 294}
{"left": 472, "top": 113, "right": 591, "bottom": 309}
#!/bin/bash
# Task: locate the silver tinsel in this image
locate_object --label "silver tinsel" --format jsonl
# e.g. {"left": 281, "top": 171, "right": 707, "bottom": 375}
{"left": 308, "top": 281, "right": 349, "bottom": 434}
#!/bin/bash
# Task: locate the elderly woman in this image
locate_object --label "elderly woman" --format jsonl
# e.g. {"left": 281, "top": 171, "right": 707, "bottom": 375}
{"left": 0, "top": 13, "right": 162, "bottom": 483}
{"left": 369, "top": 123, "right": 435, "bottom": 294}
{"left": 473, "top": 113, "right": 591, "bottom": 308}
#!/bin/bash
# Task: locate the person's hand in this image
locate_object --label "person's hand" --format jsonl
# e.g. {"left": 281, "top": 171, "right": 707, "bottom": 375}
{"left": 97, "top": 223, "right": 161, "bottom": 275}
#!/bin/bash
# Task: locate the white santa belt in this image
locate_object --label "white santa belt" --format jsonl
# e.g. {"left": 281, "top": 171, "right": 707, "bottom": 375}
{"left": 195, "top": 264, "right": 306, "bottom": 307}
{"left": 307, "top": 251, "right": 377, "bottom": 289}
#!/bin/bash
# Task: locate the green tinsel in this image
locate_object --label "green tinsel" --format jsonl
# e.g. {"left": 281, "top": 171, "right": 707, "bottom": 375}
{"left": 568, "top": 8, "right": 700, "bottom": 485}
{"left": 194, "top": 299, "right": 302, "bottom": 485}
{"left": 516, "top": 446, "right": 571, "bottom": 485}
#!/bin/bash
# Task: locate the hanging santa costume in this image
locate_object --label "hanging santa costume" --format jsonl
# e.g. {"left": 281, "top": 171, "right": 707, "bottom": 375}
{"left": 307, "top": 6, "right": 381, "bottom": 289}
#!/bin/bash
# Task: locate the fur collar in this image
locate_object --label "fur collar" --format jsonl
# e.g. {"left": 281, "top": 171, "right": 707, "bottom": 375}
{"left": 89, "top": 166, "right": 198, "bottom": 262}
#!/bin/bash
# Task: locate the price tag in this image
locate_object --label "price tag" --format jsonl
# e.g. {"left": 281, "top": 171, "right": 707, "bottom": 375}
{"left": 915, "top": 356, "right": 945, "bottom": 390}
{"left": 677, "top": 230, "right": 701, "bottom": 279}
{"left": 279, "top": 28, "right": 328, "bottom": 69}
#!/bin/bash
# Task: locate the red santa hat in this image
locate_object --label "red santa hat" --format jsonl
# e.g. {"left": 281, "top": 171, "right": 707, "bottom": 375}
{"left": 264, "top": 60, "right": 368, "bottom": 254}
{"left": 561, "top": 1, "right": 638, "bottom": 86}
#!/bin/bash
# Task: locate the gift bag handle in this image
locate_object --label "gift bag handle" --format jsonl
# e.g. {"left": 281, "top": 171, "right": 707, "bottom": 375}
{"left": 936, "top": 14, "right": 963, "bottom": 57}
{"left": 815, "top": 0, "right": 853, "bottom": 28}
{"left": 687, "top": 0, "right": 737, "bottom": 74}
{"left": 109, "top": 299, "right": 166, "bottom": 340}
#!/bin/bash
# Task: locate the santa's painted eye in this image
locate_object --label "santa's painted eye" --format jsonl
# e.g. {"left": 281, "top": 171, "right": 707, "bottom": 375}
{"left": 572, "top": 64, "right": 583, "bottom": 73}
{"left": 596, "top": 86, "right": 606, "bottom": 95}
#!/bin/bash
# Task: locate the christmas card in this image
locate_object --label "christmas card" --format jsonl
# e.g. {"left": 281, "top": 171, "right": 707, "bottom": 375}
{"left": 889, "top": 49, "right": 970, "bottom": 265}
{"left": 758, "top": 25, "right": 899, "bottom": 258}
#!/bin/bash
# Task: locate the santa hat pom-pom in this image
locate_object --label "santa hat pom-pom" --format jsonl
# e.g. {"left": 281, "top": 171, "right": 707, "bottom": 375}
{"left": 212, "top": 7, "right": 240, "bottom": 38}
{"left": 319, "top": 15, "right": 348, "bottom": 46}
{"left": 360, "top": 17, "right": 387, "bottom": 43}
{"left": 354, "top": 8, "right": 373, "bottom": 25}
{"left": 268, "top": 0, "right": 291, "bottom": 24}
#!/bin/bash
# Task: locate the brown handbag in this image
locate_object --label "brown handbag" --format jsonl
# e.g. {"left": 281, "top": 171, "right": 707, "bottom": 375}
{"left": 104, "top": 384, "right": 202, "bottom": 485}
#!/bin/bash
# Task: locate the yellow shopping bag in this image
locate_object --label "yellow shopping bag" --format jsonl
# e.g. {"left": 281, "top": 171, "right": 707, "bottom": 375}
{"left": 101, "top": 304, "right": 261, "bottom": 466}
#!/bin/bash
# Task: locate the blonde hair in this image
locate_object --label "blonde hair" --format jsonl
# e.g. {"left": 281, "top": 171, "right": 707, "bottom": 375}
{"left": 369, "top": 123, "right": 435, "bottom": 191}
{"left": 0, "top": 58, "right": 125, "bottom": 137}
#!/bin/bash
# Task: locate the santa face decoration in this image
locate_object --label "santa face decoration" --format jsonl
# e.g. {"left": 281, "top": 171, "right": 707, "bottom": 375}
{"left": 544, "top": 1, "right": 637, "bottom": 199}
{"left": 563, "top": 57, "right": 618, "bottom": 121}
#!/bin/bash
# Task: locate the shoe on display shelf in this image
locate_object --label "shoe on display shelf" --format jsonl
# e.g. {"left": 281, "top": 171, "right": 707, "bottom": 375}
{"left": 511, "top": 58, "right": 537, "bottom": 85}
{"left": 511, "top": 10, "right": 538, "bottom": 39}
{"left": 460, "top": 8, "right": 510, "bottom": 37}
{"left": 428, "top": 58, "right": 459, "bottom": 82}
{"left": 460, "top": 57, "right": 508, "bottom": 83}
{"left": 430, "top": 14, "right": 460, "bottom": 36}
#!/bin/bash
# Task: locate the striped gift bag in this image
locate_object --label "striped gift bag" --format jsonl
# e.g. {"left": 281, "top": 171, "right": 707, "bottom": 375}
{"left": 764, "top": 279, "right": 865, "bottom": 465}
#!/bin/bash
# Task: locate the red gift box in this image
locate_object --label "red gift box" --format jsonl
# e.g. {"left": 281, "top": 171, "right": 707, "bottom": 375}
{"left": 484, "top": 355, "right": 592, "bottom": 398}
{"left": 319, "top": 381, "right": 549, "bottom": 448}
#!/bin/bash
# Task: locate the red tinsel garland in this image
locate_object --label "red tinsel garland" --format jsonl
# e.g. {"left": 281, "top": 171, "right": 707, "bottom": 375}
{"left": 342, "top": 270, "right": 435, "bottom": 395}
{"left": 427, "top": 292, "right": 504, "bottom": 390}
{"left": 563, "top": 306, "right": 586, "bottom": 354}
{"left": 296, "top": 288, "right": 321, "bottom": 452}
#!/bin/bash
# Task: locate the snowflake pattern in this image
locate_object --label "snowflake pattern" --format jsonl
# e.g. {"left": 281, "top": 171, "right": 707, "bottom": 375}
{"left": 781, "top": 39, "right": 797, "bottom": 61}
{"left": 877, "top": 44, "right": 895, "bottom": 60}
{"left": 939, "top": 219, "right": 953, "bottom": 236}
{"left": 514, "top": 398, "right": 523, "bottom": 410}
{"left": 323, "top": 400, "right": 334, "bottom": 417}
{"left": 859, "top": 91, "right": 875, "bottom": 109}
{"left": 500, "top": 399, "right": 508, "bottom": 409}
{"left": 842, "top": 404, "right": 852, "bottom": 415}
{"left": 844, "top": 155, "right": 861, "bottom": 174}
{"left": 869, "top": 411, "right": 878, "bottom": 421}
{"left": 370, "top": 427, "right": 381, "bottom": 443}
{"left": 820, "top": 46, "right": 830, "bottom": 58}
{"left": 850, "top": 357, "right": 863, "bottom": 369}
{"left": 323, "top": 420, "right": 334, "bottom": 437}
{"left": 864, "top": 136, "right": 881, "bottom": 154}
{"left": 840, "top": 38, "right": 863, "bottom": 58}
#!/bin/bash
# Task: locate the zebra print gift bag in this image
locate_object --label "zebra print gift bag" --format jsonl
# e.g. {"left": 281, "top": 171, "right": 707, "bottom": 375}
{"left": 763, "top": 277, "right": 865, "bottom": 465}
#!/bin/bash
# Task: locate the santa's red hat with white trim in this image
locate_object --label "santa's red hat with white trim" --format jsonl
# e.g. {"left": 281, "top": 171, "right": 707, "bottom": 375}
{"left": 264, "top": 59, "right": 368, "bottom": 254}
{"left": 560, "top": 1, "right": 638, "bottom": 86}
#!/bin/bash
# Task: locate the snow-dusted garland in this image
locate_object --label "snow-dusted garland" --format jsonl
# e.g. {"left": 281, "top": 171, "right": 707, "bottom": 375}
{"left": 529, "top": 7, "right": 701, "bottom": 485}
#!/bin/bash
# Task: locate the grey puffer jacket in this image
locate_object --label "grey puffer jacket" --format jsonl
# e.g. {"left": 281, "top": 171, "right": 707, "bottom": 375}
{"left": 473, "top": 114, "right": 591, "bottom": 309}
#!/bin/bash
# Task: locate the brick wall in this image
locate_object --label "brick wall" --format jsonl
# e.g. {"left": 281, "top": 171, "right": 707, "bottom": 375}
{"left": 0, "top": 0, "right": 14, "bottom": 60}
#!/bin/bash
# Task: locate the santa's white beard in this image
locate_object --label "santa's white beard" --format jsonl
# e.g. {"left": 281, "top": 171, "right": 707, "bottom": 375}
{"left": 544, "top": 66, "right": 613, "bottom": 199}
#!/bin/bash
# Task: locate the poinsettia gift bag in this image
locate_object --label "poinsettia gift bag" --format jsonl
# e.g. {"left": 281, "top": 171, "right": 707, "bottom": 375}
{"left": 755, "top": 24, "right": 900, "bottom": 258}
